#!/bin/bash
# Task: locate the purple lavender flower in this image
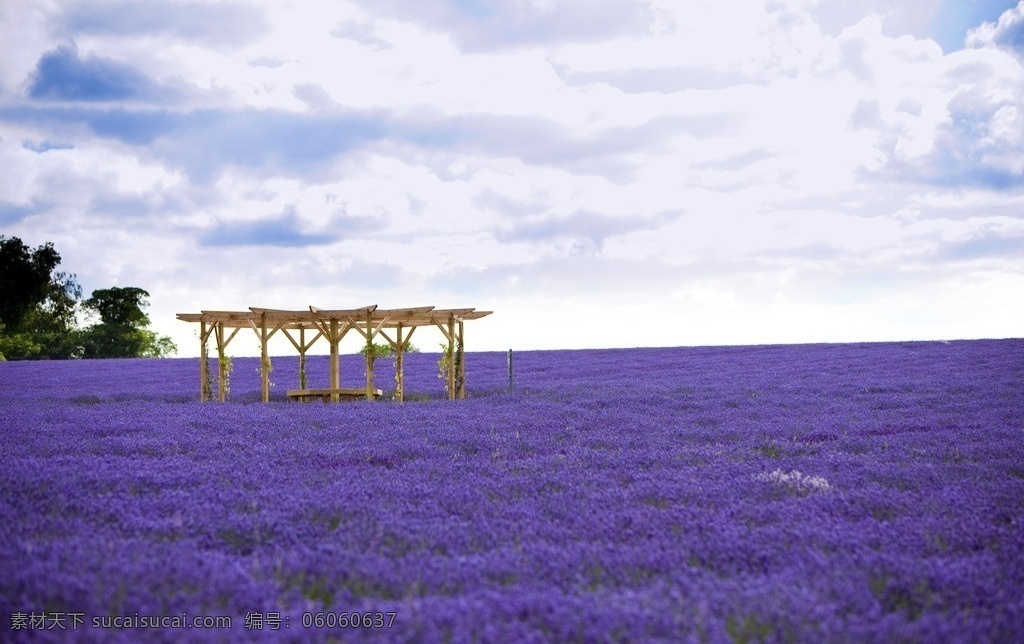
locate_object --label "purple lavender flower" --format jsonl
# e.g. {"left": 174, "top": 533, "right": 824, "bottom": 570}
{"left": 1, "top": 340, "right": 1022, "bottom": 641}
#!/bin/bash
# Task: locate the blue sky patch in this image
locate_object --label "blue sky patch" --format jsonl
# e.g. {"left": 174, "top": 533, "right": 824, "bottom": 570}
{"left": 200, "top": 212, "right": 337, "bottom": 248}
{"left": 58, "top": 0, "right": 268, "bottom": 46}
{"left": 0, "top": 200, "right": 47, "bottom": 225}
{"left": 944, "top": 233, "right": 1024, "bottom": 260}
{"left": 932, "top": 0, "right": 1022, "bottom": 51}
{"left": 22, "top": 140, "right": 74, "bottom": 153}
{"left": 28, "top": 44, "right": 162, "bottom": 102}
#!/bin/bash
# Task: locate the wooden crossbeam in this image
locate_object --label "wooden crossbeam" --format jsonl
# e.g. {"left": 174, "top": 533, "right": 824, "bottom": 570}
{"left": 310, "top": 305, "right": 377, "bottom": 318}
{"left": 249, "top": 307, "right": 313, "bottom": 319}
{"left": 457, "top": 310, "right": 492, "bottom": 320}
{"left": 377, "top": 326, "right": 417, "bottom": 351}
{"left": 221, "top": 325, "right": 242, "bottom": 349}
{"left": 432, "top": 319, "right": 452, "bottom": 343}
{"left": 371, "top": 306, "right": 435, "bottom": 318}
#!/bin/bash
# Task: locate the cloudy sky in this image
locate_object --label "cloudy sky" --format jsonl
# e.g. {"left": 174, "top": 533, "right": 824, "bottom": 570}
{"left": 2, "top": 0, "right": 1023, "bottom": 357}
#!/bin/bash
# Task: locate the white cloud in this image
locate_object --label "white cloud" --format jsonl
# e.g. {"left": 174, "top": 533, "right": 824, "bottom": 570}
{"left": 2, "top": 0, "right": 1023, "bottom": 358}
{"left": 967, "top": 1, "right": 1024, "bottom": 55}
{"left": 364, "top": 0, "right": 654, "bottom": 52}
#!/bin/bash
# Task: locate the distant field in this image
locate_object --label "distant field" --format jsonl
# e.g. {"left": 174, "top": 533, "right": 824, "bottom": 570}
{"left": 2, "top": 340, "right": 1023, "bottom": 642}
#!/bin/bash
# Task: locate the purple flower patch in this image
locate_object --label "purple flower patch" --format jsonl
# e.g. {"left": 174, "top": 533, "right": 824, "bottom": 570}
{"left": 1, "top": 340, "right": 1022, "bottom": 641}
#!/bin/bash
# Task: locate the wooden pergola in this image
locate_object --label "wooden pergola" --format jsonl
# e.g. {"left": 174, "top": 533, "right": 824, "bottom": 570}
{"left": 175, "top": 305, "right": 492, "bottom": 403}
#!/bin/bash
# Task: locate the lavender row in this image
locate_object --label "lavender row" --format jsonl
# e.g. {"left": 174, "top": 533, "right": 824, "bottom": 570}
{"left": 1, "top": 339, "right": 1022, "bottom": 641}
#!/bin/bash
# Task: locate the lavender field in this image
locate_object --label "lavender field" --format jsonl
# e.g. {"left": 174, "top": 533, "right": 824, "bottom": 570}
{"left": 2, "top": 340, "right": 1023, "bottom": 642}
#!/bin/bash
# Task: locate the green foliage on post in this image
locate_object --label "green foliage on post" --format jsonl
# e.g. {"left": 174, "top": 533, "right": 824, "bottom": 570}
{"left": 437, "top": 343, "right": 453, "bottom": 395}
{"left": 261, "top": 355, "right": 274, "bottom": 390}
{"left": 217, "top": 345, "right": 232, "bottom": 399}
{"left": 202, "top": 362, "right": 213, "bottom": 402}
{"left": 361, "top": 341, "right": 419, "bottom": 361}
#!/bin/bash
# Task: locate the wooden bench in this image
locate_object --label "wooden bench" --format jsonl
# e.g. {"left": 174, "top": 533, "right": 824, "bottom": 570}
{"left": 286, "top": 388, "right": 383, "bottom": 402}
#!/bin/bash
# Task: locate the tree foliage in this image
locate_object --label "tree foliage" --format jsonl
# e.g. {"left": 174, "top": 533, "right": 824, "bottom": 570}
{"left": 0, "top": 236, "right": 61, "bottom": 332}
{"left": 79, "top": 287, "right": 176, "bottom": 358}
{"left": 0, "top": 236, "right": 83, "bottom": 359}
{"left": 0, "top": 236, "right": 176, "bottom": 360}
{"left": 84, "top": 287, "right": 152, "bottom": 327}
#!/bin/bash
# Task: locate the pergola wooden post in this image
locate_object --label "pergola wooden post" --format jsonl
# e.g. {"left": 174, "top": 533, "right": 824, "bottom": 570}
{"left": 394, "top": 324, "right": 404, "bottom": 402}
{"left": 447, "top": 313, "right": 456, "bottom": 400}
{"left": 329, "top": 319, "right": 340, "bottom": 402}
{"left": 457, "top": 319, "right": 466, "bottom": 399}
{"left": 298, "top": 327, "right": 307, "bottom": 389}
{"left": 431, "top": 312, "right": 458, "bottom": 400}
{"left": 214, "top": 323, "right": 225, "bottom": 401}
{"left": 199, "top": 319, "right": 211, "bottom": 402}
{"left": 364, "top": 309, "right": 375, "bottom": 401}
{"left": 395, "top": 323, "right": 407, "bottom": 399}
{"left": 259, "top": 312, "right": 270, "bottom": 403}
{"left": 379, "top": 322, "right": 417, "bottom": 403}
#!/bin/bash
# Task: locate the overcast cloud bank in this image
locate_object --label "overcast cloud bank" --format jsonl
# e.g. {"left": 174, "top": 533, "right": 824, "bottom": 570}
{"left": 1, "top": 0, "right": 1022, "bottom": 355}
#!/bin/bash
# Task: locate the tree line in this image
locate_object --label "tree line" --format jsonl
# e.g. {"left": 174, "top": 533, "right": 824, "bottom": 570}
{"left": 0, "top": 236, "right": 176, "bottom": 360}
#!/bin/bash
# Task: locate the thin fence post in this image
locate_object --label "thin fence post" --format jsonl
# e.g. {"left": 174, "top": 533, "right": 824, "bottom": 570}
{"left": 507, "top": 349, "right": 513, "bottom": 392}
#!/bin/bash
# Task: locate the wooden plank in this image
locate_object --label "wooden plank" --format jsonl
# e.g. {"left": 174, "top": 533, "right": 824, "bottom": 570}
{"left": 402, "top": 325, "right": 417, "bottom": 350}
{"left": 249, "top": 307, "right": 313, "bottom": 319}
{"left": 179, "top": 311, "right": 254, "bottom": 327}
{"left": 286, "top": 388, "right": 383, "bottom": 402}
{"left": 223, "top": 326, "right": 242, "bottom": 349}
{"left": 371, "top": 310, "right": 489, "bottom": 327}
{"left": 429, "top": 307, "right": 476, "bottom": 316}
{"left": 278, "top": 327, "right": 302, "bottom": 353}
{"left": 200, "top": 310, "right": 259, "bottom": 324}
{"left": 310, "top": 305, "right": 377, "bottom": 317}
{"left": 432, "top": 319, "right": 452, "bottom": 343}
{"left": 376, "top": 316, "right": 446, "bottom": 328}
{"left": 301, "top": 328, "right": 324, "bottom": 351}
{"left": 371, "top": 306, "right": 435, "bottom": 319}
{"left": 286, "top": 388, "right": 382, "bottom": 396}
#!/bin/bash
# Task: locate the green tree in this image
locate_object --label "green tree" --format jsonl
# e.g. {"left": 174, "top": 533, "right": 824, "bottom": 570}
{"left": 1, "top": 236, "right": 177, "bottom": 360}
{"left": 0, "top": 235, "right": 60, "bottom": 331}
{"left": 79, "top": 287, "right": 177, "bottom": 358}
{"left": 0, "top": 236, "right": 81, "bottom": 359}
{"left": 26, "top": 271, "right": 84, "bottom": 358}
